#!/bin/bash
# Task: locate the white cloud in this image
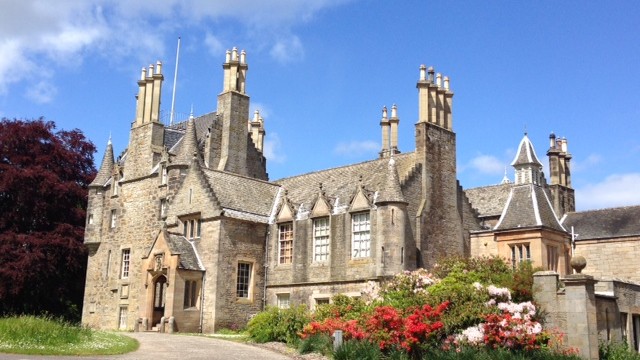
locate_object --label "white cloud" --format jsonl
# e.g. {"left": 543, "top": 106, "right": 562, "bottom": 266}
{"left": 467, "top": 154, "right": 505, "bottom": 175}
{"left": 334, "top": 140, "right": 379, "bottom": 157}
{"left": 270, "top": 35, "right": 304, "bottom": 63}
{"left": 0, "top": 0, "right": 352, "bottom": 101}
{"left": 575, "top": 173, "right": 640, "bottom": 210}
{"left": 26, "top": 81, "right": 58, "bottom": 104}
{"left": 263, "top": 132, "right": 286, "bottom": 164}
{"left": 571, "top": 153, "right": 603, "bottom": 172}
{"left": 204, "top": 33, "right": 224, "bottom": 57}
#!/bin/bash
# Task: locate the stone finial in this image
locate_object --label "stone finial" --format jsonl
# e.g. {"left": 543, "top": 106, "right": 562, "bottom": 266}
{"left": 570, "top": 255, "right": 587, "bottom": 274}
{"left": 391, "top": 104, "right": 398, "bottom": 118}
{"left": 419, "top": 64, "right": 426, "bottom": 81}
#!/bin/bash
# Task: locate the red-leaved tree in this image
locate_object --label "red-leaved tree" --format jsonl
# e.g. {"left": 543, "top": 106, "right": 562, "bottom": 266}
{"left": 0, "top": 118, "right": 96, "bottom": 321}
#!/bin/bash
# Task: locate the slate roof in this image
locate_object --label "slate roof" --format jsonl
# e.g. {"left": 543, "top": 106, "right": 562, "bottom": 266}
{"left": 166, "top": 233, "right": 204, "bottom": 271}
{"left": 562, "top": 205, "right": 640, "bottom": 240}
{"left": 274, "top": 152, "right": 416, "bottom": 208}
{"left": 91, "top": 139, "right": 114, "bottom": 187}
{"left": 165, "top": 112, "right": 217, "bottom": 153}
{"left": 374, "top": 157, "right": 406, "bottom": 204}
{"left": 202, "top": 169, "right": 280, "bottom": 219}
{"left": 465, "top": 183, "right": 512, "bottom": 217}
{"left": 511, "top": 134, "right": 543, "bottom": 167}
{"left": 494, "top": 184, "right": 565, "bottom": 232}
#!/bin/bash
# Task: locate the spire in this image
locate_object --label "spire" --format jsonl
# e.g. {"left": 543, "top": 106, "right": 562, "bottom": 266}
{"left": 511, "top": 133, "right": 543, "bottom": 185}
{"left": 375, "top": 157, "right": 407, "bottom": 204}
{"left": 90, "top": 138, "right": 115, "bottom": 187}
{"left": 174, "top": 117, "right": 198, "bottom": 165}
{"left": 501, "top": 167, "right": 511, "bottom": 184}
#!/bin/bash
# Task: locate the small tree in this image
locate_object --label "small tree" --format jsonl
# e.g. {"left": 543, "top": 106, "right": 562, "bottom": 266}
{"left": 0, "top": 118, "right": 96, "bottom": 321}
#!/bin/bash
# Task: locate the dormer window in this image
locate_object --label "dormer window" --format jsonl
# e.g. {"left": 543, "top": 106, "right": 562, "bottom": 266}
{"left": 182, "top": 217, "right": 202, "bottom": 240}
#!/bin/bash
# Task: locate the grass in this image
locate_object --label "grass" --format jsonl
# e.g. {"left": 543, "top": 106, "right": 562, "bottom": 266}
{"left": 0, "top": 315, "right": 139, "bottom": 355}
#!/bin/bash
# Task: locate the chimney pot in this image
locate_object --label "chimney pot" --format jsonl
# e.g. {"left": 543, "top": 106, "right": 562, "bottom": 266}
{"left": 148, "top": 64, "right": 154, "bottom": 78}
{"left": 240, "top": 50, "right": 246, "bottom": 64}
{"left": 140, "top": 67, "right": 146, "bottom": 80}
{"left": 443, "top": 76, "right": 450, "bottom": 90}
{"left": 391, "top": 104, "right": 398, "bottom": 118}
{"left": 419, "top": 64, "right": 426, "bottom": 81}
{"left": 382, "top": 106, "right": 388, "bottom": 119}
{"left": 253, "top": 110, "right": 259, "bottom": 122}
{"left": 232, "top": 47, "right": 238, "bottom": 61}
{"left": 436, "top": 73, "right": 442, "bottom": 88}
{"left": 225, "top": 50, "right": 231, "bottom": 63}
{"left": 156, "top": 61, "right": 162, "bottom": 74}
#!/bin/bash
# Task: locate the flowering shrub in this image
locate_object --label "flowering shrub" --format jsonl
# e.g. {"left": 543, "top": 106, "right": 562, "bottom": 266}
{"left": 302, "top": 301, "right": 449, "bottom": 354}
{"left": 378, "top": 269, "right": 440, "bottom": 309}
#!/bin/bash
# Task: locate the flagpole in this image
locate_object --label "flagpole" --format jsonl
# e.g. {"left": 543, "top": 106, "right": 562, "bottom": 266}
{"left": 169, "top": 37, "right": 181, "bottom": 125}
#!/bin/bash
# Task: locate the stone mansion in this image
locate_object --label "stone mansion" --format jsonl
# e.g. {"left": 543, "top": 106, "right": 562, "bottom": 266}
{"left": 82, "top": 48, "right": 640, "bottom": 338}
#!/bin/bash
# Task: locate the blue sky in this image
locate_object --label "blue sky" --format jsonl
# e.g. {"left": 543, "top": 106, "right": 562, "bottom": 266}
{"left": 1, "top": 1, "right": 639, "bottom": 211}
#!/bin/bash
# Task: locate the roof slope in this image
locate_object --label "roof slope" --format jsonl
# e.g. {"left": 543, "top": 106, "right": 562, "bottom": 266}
{"left": 465, "top": 183, "right": 512, "bottom": 217}
{"left": 562, "top": 205, "right": 640, "bottom": 240}
{"left": 91, "top": 139, "right": 114, "bottom": 187}
{"left": 494, "top": 184, "right": 565, "bottom": 232}
{"left": 166, "top": 233, "right": 204, "bottom": 271}
{"left": 511, "top": 134, "right": 543, "bottom": 167}
{"left": 202, "top": 169, "right": 280, "bottom": 218}
{"left": 274, "top": 152, "right": 416, "bottom": 207}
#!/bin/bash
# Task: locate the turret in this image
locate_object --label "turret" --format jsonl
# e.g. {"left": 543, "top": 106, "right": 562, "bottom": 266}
{"left": 511, "top": 133, "right": 544, "bottom": 185}
{"left": 375, "top": 157, "right": 410, "bottom": 275}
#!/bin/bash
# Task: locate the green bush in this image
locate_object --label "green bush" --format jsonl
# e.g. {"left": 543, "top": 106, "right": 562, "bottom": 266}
{"left": 600, "top": 340, "right": 640, "bottom": 360}
{"left": 246, "top": 305, "right": 310, "bottom": 345}
{"left": 333, "top": 339, "right": 383, "bottom": 360}
{"left": 313, "top": 294, "right": 370, "bottom": 321}
{"left": 298, "top": 333, "right": 333, "bottom": 355}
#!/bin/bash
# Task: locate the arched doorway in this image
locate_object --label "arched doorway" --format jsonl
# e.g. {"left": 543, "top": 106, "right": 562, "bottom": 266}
{"left": 152, "top": 275, "right": 167, "bottom": 327}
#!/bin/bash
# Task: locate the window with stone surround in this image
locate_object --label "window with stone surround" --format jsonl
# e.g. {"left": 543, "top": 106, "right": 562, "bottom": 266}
{"left": 276, "top": 293, "right": 290, "bottom": 309}
{"left": 236, "top": 262, "right": 252, "bottom": 299}
{"left": 510, "top": 243, "right": 530, "bottom": 269}
{"left": 160, "top": 199, "right": 167, "bottom": 218}
{"left": 352, "top": 212, "right": 371, "bottom": 258}
{"left": 161, "top": 165, "right": 168, "bottom": 185}
{"left": 120, "top": 249, "right": 130, "bottom": 279}
{"left": 110, "top": 209, "right": 116, "bottom": 228}
{"left": 181, "top": 217, "right": 202, "bottom": 240}
{"left": 313, "top": 217, "right": 330, "bottom": 262}
{"left": 278, "top": 223, "right": 293, "bottom": 264}
{"left": 183, "top": 280, "right": 199, "bottom": 309}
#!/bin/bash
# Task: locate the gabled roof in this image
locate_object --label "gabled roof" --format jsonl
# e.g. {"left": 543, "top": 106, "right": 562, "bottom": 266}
{"left": 274, "top": 152, "right": 416, "bottom": 208}
{"left": 494, "top": 184, "right": 565, "bottom": 232}
{"left": 166, "top": 233, "right": 204, "bottom": 271}
{"left": 511, "top": 134, "right": 543, "bottom": 167}
{"left": 202, "top": 169, "right": 280, "bottom": 221}
{"left": 562, "top": 205, "right": 640, "bottom": 240}
{"left": 465, "top": 183, "right": 512, "bottom": 218}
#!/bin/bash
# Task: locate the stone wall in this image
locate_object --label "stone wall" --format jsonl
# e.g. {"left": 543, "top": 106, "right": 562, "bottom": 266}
{"left": 414, "top": 122, "right": 464, "bottom": 268}
{"left": 574, "top": 236, "right": 640, "bottom": 283}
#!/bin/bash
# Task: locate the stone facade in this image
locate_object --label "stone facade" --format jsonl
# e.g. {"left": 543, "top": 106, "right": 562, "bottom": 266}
{"left": 83, "top": 47, "right": 640, "bottom": 345}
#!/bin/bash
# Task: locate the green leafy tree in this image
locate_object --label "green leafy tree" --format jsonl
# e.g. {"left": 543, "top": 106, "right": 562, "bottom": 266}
{"left": 0, "top": 118, "right": 96, "bottom": 321}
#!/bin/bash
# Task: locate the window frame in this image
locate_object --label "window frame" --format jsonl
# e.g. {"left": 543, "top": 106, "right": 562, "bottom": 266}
{"left": 120, "top": 249, "right": 130, "bottom": 279}
{"left": 510, "top": 243, "right": 531, "bottom": 269}
{"left": 278, "top": 222, "right": 294, "bottom": 264}
{"left": 351, "top": 212, "right": 371, "bottom": 259}
{"left": 276, "top": 293, "right": 290, "bottom": 309}
{"left": 110, "top": 209, "right": 117, "bottom": 228}
{"left": 236, "top": 262, "right": 253, "bottom": 299}
{"left": 183, "top": 280, "right": 199, "bottom": 309}
{"left": 313, "top": 217, "right": 330, "bottom": 262}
